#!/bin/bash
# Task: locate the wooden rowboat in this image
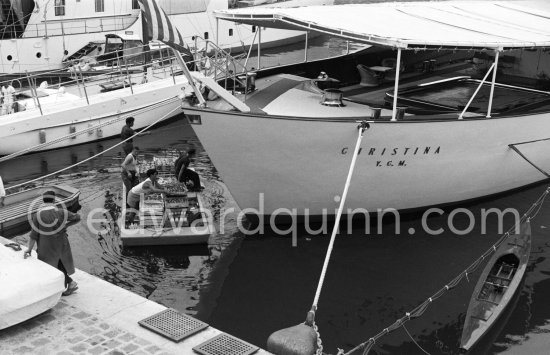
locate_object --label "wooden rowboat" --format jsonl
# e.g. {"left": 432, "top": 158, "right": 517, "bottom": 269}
{"left": 460, "top": 221, "right": 532, "bottom": 351}
{"left": 0, "top": 184, "right": 80, "bottom": 236}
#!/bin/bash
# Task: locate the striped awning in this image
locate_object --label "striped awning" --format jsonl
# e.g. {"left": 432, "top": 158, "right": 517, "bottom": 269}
{"left": 138, "top": 0, "right": 187, "bottom": 51}
{"left": 214, "top": 1, "right": 550, "bottom": 50}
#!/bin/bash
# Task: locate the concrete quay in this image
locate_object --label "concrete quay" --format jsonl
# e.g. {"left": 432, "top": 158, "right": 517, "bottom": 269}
{"left": 0, "top": 263, "right": 270, "bottom": 355}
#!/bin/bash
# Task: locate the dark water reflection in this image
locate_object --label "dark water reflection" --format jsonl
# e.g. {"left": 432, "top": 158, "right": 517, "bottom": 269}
{"left": 208, "top": 183, "right": 550, "bottom": 354}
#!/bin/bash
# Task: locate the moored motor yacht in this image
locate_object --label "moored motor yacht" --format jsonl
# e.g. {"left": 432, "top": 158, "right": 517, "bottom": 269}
{"left": 0, "top": 44, "right": 196, "bottom": 156}
{"left": 173, "top": 1, "right": 550, "bottom": 222}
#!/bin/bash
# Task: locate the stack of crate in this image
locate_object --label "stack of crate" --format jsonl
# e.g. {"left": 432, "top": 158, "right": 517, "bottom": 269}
{"left": 139, "top": 193, "right": 164, "bottom": 227}
{"left": 164, "top": 195, "right": 189, "bottom": 228}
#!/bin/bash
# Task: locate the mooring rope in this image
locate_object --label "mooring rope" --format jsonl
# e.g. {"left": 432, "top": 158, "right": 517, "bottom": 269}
{"left": 342, "top": 187, "right": 550, "bottom": 355}
{"left": 0, "top": 97, "right": 178, "bottom": 164}
{"left": 509, "top": 144, "right": 550, "bottom": 178}
{"left": 4, "top": 105, "right": 182, "bottom": 192}
{"left": 306, "top": 121, "right": 370, "bottom": 355}
{"left": 403, "top": 324, "right": 431, "bottom": 355}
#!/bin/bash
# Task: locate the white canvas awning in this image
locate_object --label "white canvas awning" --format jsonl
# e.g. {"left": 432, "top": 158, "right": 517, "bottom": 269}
{"left": 214, "top": 1, "right": 550, "bottom": 50}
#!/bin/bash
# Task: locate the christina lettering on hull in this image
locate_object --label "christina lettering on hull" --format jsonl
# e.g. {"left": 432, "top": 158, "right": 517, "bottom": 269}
{"left": 367, "top": 146, "right": 441, "bottom": 156}
{"left": 341, "top": 146, "right": 441, "bottom": 156}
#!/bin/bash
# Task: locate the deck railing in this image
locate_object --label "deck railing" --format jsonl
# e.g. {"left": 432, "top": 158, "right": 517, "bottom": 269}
{"left": 0, "top": 44, "right": 191, "bottom": 117}
{"left": 0, "top": 39, "right": 262, "bottom": 117}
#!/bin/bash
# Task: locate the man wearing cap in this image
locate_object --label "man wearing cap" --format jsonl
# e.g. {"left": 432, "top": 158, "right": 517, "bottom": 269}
{"left": 24, "top": 190, "right": 81, "bottom": 296}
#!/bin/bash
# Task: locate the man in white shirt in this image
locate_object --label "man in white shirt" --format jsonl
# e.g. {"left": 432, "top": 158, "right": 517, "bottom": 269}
{"left": 121, "top": 146, "right": 140, "bottom": 196}
{"left": 0, "top": 175, "right": 5, "bottom": 207}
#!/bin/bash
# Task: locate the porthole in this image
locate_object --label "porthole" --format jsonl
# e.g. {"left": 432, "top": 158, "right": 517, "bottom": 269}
{"left": 36, "top": 52, "right": 42, "bottom": 58}
{"left": 64, "top": 50, "right": 68, "bottom": 55}
{"left": 7, "top": 55, "right": 12, "bottom": 61}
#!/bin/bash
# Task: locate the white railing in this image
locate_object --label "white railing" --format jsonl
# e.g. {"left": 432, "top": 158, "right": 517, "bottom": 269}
{"left": 0, "top": 44, "right": 187, "bottom": 116}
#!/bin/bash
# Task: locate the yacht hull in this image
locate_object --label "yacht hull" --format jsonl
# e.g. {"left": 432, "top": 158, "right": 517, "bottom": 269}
{"left": 0, "top": 78, "right": 190, "bottom": 155}
{"left": 187, "top": 108, "right": 550, "bottom": 220}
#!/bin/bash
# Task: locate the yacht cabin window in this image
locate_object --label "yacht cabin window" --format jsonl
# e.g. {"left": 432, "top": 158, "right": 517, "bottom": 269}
{"left": 54, "top": 0, "right": 65, "bottom": 16}
{"left": 95, "top": 0, "right": 105, "bottom": 13}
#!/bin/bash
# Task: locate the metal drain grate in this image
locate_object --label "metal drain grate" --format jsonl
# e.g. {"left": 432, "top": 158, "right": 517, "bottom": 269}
{"left": 193, "top": 333, "right": 259, "bottom": 355}
{"left": 138, "top": 308, "right": 208, "bottom": 342}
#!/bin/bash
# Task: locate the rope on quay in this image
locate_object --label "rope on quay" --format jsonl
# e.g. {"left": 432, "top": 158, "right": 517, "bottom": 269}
{"left": 342, "top": 187, "right": 550, "bottom": 355}
{"left": 0, "top": 97, "right": 178, "bottom": 164}
{"left": 4, "top": 105, "right": 182, "bottom": 192}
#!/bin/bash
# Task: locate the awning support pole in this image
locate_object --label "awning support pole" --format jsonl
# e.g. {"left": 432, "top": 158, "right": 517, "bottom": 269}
{"left": 215, "top": 18, "right": 219, "bottom": 48}
{"left": 243, "top": 30, "right": 258, "bottom": 73}
{"left": 459, "top": 62, "right": 495, "bottom": 119}
{"left": 257, "top": 27, "right": 261, "bottom": 70}
{"left": 304, "top": 31, "right": 309, "bottom": 62}
{"left": 215, "top": 18, "right": 219, "bottom": 81}
{"left": 486, "top": 50, "right": 500, "bottom": 118}
{"left": 391, "top": 48, "right": 402, "bottom": 122}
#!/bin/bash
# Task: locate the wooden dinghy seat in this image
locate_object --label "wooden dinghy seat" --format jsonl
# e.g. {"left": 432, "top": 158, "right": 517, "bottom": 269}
{"left": 0, "top": 196, "right": 64, "bottom": 222}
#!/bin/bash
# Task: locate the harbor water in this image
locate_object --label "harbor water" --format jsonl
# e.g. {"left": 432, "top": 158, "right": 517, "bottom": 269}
{"left": 3, "top": 116, "right": 550, "bottom": 354}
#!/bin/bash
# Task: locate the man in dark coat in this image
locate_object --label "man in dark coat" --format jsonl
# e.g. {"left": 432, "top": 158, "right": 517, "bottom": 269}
{"left": 24, "top": 190, "right": 81, "bottom": 296}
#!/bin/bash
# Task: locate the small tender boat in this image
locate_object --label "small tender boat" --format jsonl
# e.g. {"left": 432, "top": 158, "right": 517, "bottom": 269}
{"left": 0, "top": 237, "right": 65, "bottom": 330}
{"left": 119, "top": 156, "right": 212, "bottom": 246}
{"left": 460, "top": 221, "right": 532, "bottom": 351}
{"left": 0, "top": 184, "right": 80, "bottom": 236}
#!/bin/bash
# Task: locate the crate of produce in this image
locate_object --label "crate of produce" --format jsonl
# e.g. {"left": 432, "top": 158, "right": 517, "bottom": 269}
{"left": 165, "top": 183, "right": 187, "bottom": 194}
{"left": 140, "top": 193, "right": 164, "bottom": 216}
{"left": 163, "top": 208, "right": 189, "bottom": 227}
{"left": 165, "top": 196, "right": 188, "bottom": 209}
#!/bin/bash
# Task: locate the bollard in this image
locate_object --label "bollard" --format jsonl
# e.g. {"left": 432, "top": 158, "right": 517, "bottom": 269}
{"left": 247, "top": 71, "right": 257, "bottom": 91}
{"left": 429, "top": 59, "right": 437, "bottom": 72}
{"left": 371, "top": 107, "right": 381, "bottom": 120}
{"left": 396, "top": 107, "right": 406, "bottom": 120}
{"left": 422, "top": 60, "right": 430, "bottom": 73}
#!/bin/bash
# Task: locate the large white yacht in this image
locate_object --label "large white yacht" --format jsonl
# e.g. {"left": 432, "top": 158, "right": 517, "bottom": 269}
{"left": 0, "top": 0, "right": 332, "bottom": 75}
